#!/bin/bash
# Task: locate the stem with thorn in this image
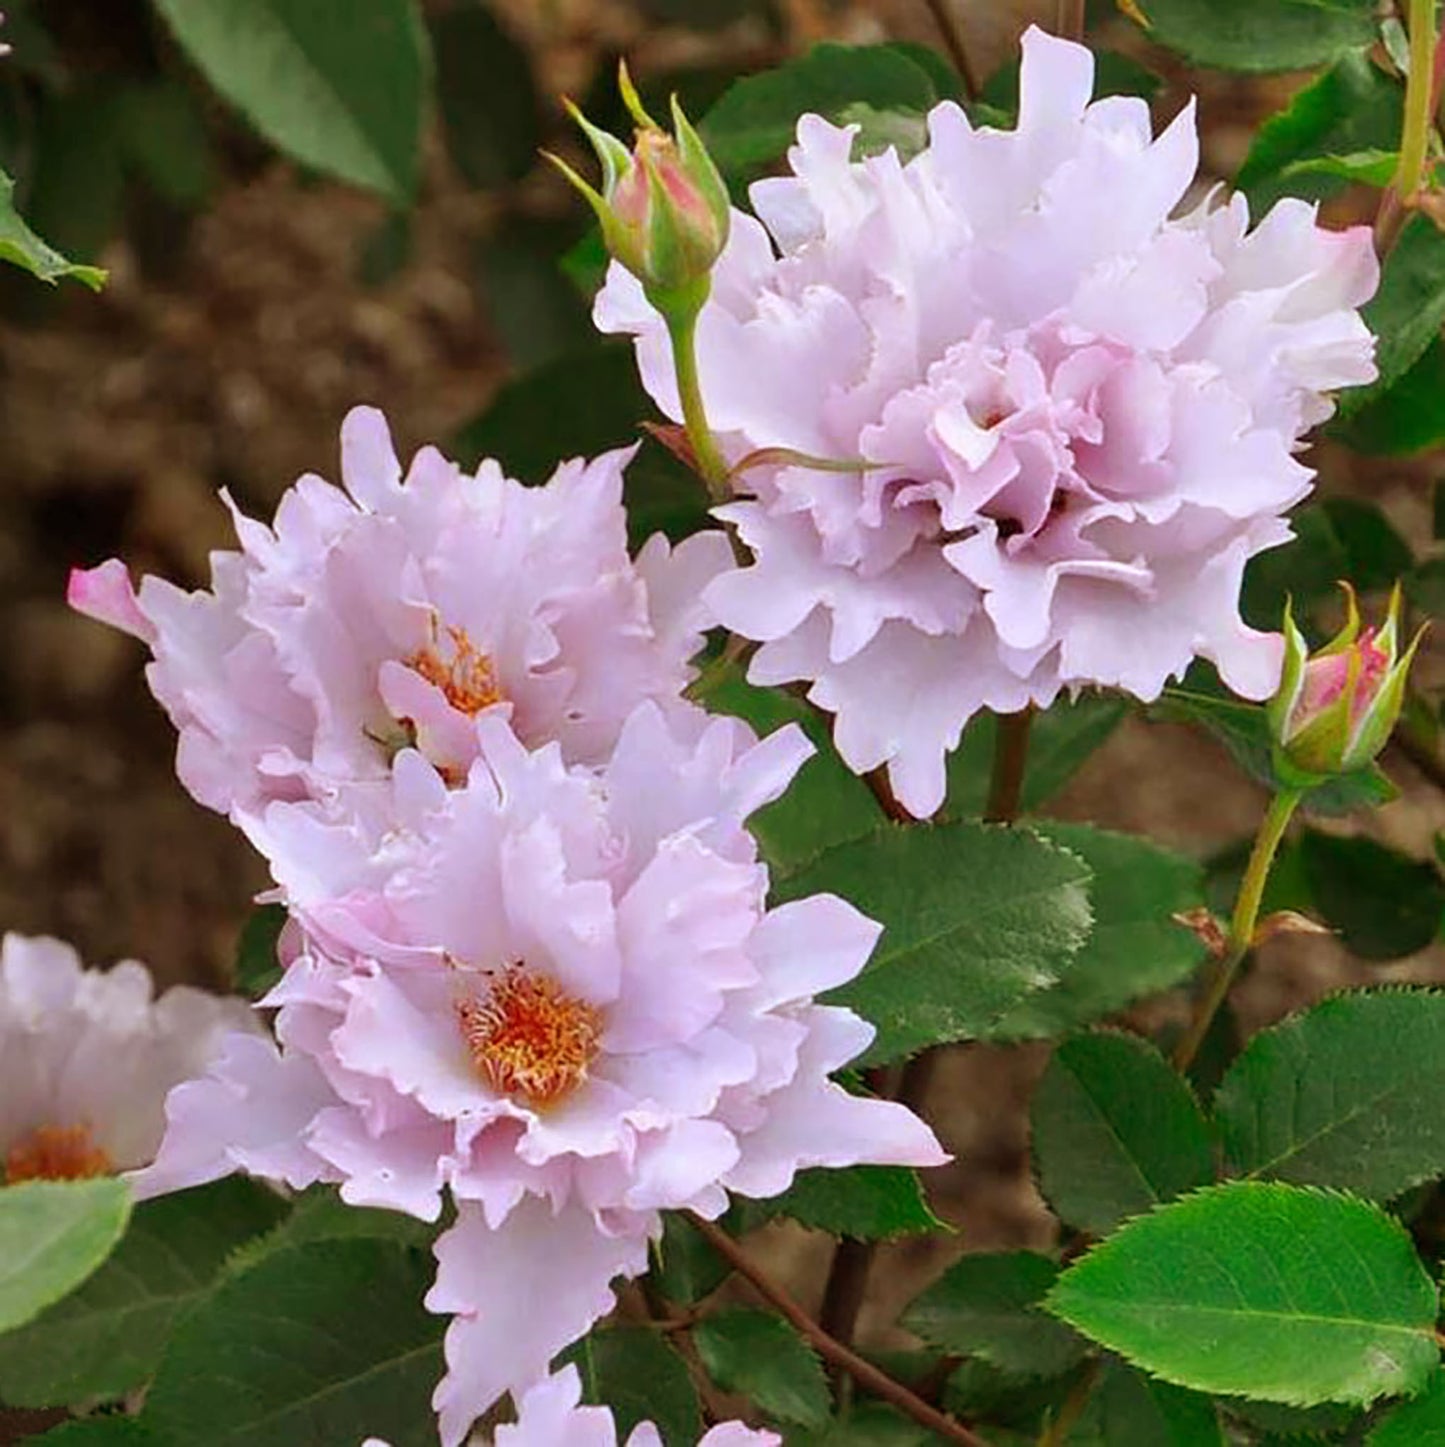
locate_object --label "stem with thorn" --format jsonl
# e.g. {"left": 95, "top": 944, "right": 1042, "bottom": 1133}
{"left": 686, "top": 1214, "right": 991, "bottom": 1447}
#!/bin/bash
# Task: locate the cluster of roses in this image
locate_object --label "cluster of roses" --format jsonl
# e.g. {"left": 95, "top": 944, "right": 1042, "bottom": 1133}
{"left": 7, "top": 25, "right": 1382, "bottom": 1447}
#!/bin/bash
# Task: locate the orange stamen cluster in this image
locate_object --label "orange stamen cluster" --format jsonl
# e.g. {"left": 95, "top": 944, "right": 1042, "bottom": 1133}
{"left": 408, "top": 624, "right": 503, "bottom": 717}
{"left": 457, "top": 967, "right": 602, "bottom": 1109}
{"left": 5, "top": 1123, "right": 113, "bottom": 1183}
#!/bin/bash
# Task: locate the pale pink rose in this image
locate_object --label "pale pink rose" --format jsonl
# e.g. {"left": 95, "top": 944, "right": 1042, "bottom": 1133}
{"left": 69, "top": 407, "right": 730, "bottom": 820}
{"left": 133, "top": 706, "right": 944, "bottom": 1444}
{"left": 0, "top": 933, "right": 255, "bottom": 1184}
{"left": 595, "top": 26, "right": 1379, "bottom": 817}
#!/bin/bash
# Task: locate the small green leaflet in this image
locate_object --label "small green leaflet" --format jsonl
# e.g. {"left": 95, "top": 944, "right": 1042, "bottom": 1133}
{"left": 1031, "top": 1031, "right": 1214, "bottom": 1235}
{"left": 692, "top": 1309, "right": 830, "bottom": 1429}
{"left": 565, "top": 1326, "right": 701, "bottom": 1446}
{"left": 773, "top": 821, "right": 1092, "bottom": 1063}
{"left": 1047, "top": 1182, "right": 1439, "bottom": 1407}
{"left": 0, "top": 1179, "right": 131, "bottom": 1335}
{"left": 903, "top": 1251, "right": 1087, "bottom": 1380}
{"left": 1369, "top": 1365, "right": 1445, "bottom": 1443}
{"left": 1127, "top": 0, "right": 1376, "bottom": 73}
{"left": 1215, "top": 989, "right": 1445, "bottom": 1199}
{"left": 0, "top": 169, "right": 106, "bottom": 290}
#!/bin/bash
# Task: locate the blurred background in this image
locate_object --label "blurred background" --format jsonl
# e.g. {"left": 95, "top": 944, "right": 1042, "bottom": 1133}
{"left": 0, "top": 0, "right": 1440, "bottom": 1351}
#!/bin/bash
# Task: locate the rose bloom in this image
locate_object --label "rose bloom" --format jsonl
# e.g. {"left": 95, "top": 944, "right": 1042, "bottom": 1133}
{"left": 134, "top": 705, "right": 944, "bottom": 1445}
{"left": 596, "top": 27, "right": 1379, "bottom": 817}
{"left": 0, "top": 933, "right": 253, "bottom": 1185}
{"left": 69, "top": 406, "right": 729, "bottom": 822}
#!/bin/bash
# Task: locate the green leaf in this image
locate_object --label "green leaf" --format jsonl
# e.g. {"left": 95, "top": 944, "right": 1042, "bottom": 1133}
{"left": 431, "top": 4, "right": 539, "bottom": 189}
{"left": 139, "top": 1239, "right": 443, "bottom": 1447}
{"left": 692, "top": 1308, "right": 830, "bottom": 1428}
{"left": 1337, "top": 336, "right": 1445, "bottom": 457}
{"left": 942, "top": 694, "right": 1128, "bottom": 821}
{"left": 1236, "top": 53, "right": 1402, "bottom": 213}
{"left": 150, "top": 0, "right": 430, "bottom": 205}
{"left": 1369, "top": 1364, "right": 1445, "bottom": 1443}
{"left": 903, "top": 1251, "right": 1087, "bottom": 1380}
{"left": 988, "top": 825, "right": 1206, "bottom": 1041}
{"left": 768, "top": 1165, "right": 942, "bottom": 1240}
{"left": 1344, "top": 215, "right": 1445, "bottom": 413}
{"left": 1046, "top": 1181, "right": 1439, "bottom": 1406}
{"left": 1128, "top": 0, "right": 1376, "bottom": 72}
{"left": 233, "top": 903, "right": 286, "bottom": 998}
{"left": 1215, "top": 989, "right": 1445, "bottom": 1200}
{"left": 1284, "top": 148, "right": 1398, "bottom": 187}
{"left": 692, "top": 660, "right": 879, "bottom": 879}
{"left": 653, "top": 1212, "right": 729, "bottom": 1307}
{"left": 0, "top": 166, "right": 105, "bottom": 289}
{"left": 1299, "top": 830, "right": 1445, "bottom": 960}
{"left": 1224, "top": 1396, "right": 1361, "bottom": 1439}
{"left": 1031, "top": 1031, "right": 1215, "bottom": 1235}
{"left": 272, "top": 1183, "right": 433, "bottom": 1248}
{"left": 1092, "top": 1361, "right": 1224, "bottom": 1446}
{"left": 0, "top": 1179, "right": 131, "bottom": 1334}
{"left": 34, "top": 1419, "right": 157, "bottom": 1445}
{"left": 789, "top": 1402, "right": 936, "bottom": 1445}
{"left": 112, "top": 79, "right": 218, "bottom": 210}
{"left": 0, "top": 1177, "right": 289, "bottom": 1407}
{"left": 453, "top": 343, "right": 708, "bottom": 549}
{"left": 773, "top": 822, "right": 1092, "bottom": 1063}
{"left": 700, "top": 44, "right": 939, "bottom": 173}
{"left": 566, "top": 1325, "right": 701, "bottom": 1446}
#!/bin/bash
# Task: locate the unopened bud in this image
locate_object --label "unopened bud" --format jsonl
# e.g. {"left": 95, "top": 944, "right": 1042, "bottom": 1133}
{"left": 548, "top": 62, "right": 730, "bottom": 311}
{"left": 1268, "top": 583, "right": 1423, "bottom": 785}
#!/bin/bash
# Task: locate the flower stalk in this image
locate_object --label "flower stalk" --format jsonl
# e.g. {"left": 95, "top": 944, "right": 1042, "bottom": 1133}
{"left": 663, "top": 286, "right": 731, "bottom": 500}
{"left": 1378, "top": 0, "right": 1439, "bottom": 250}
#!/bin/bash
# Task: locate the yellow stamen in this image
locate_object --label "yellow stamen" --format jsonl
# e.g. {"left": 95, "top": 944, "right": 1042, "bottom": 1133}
{"left": 408, "top": 624, "right": 503, "bottom": 718}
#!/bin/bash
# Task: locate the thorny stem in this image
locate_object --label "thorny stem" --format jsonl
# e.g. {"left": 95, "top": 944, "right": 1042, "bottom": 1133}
{"left": 1055, "top": 0, "right": 1087, "bottom": 42}
{"left": 1036, "top": 1361, "right": 1100, "bottom": 1447}
{"left": 921, "top": 0, "right": 981, "bottom": 100}
{"left": 663, "top": 300, "right": 731, "bottom": 503}
{"left": 984, "top": 707, "right": 1035, "bottom": 824}
{"left": 1378, "top": 0, "right": 1440, "bottom": 252}
{"left": 1172, "top": 788, "right": 1303, "bottom": 1071}
{"left": 686, "top": 1214, "right": 991, "bottom": 1447}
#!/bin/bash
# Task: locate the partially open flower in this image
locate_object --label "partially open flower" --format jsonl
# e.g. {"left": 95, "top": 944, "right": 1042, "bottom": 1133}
{"left": 132, "top": 706, "right": 944, "bottom": 1445}
{"left": 1269, "top": 584, "right": 1422, "bottom": 783}
{"left": 552, "top": 64, "right": 730, "bottom": 308}
{"left": 0, "top": 934, "right": 254, "bottom": 1185}
{"left": 597, "top": 26, "right": 1379, "bottom": 817}
{"left": 69, "top": 407, "right": 729, "bottom": 822}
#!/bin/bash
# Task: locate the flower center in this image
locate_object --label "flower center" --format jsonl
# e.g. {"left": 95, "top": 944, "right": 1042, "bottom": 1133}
{"left": 5, "top": 1123, "right": 113, "bottom": 1184}
{"left": 457, "top": 967, "right": 602, "bottom": 1109}
{"left": 408, "top": 624, "right": 503, "bottom": 717}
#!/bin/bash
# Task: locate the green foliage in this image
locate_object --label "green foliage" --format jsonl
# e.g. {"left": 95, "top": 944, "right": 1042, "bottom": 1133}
{"left": 904, "top": 1251, "right": 1087, "bottom": 1380}
{"left": 700, "top": 44, "right": 941, "bottom": 173}
{"left": 988, "top": 825, "right": 1206, "bottom": 1040}
{"left": 653, "top": 1212, "right": 729, "bottom": 1307}
{"left": 1369, "top": 1365, "right": 1445, "bottom": 1443}
{"left": 1344, "top": 216, "right": 1445, "bottom": 414}
{"left": 1235, "top": 52, "right": 1402, "bottom": 212}
{"left": 773, "top": 822, "right": 1092, "bottom": 1063}
{"left": 1031, "top": 1032, "right": 1215, "bottom": 1235}
{"left": 431, "top": 4, "right": 539, "bottom": 189}
{"left": 1215, "top": 990, "right": 1445, "bottom": 1199}
{"left": 691, "top": 658, "right": 879, "bottom": 880}
{"left": 1341, "top": 338, "right": 1445, "bottom": 456}
{"left": 453, "top": 344, "right": 708, "bottom": 548}
{"left": 692, "top": 1308, "right": 830, "bottom": 1428}
{"left": 1299, "top": 830, "right": 1445, "bottom": 959}
{"left": 770, "top": 1165, "right": 942, "bottom": 1240}
{"left": 790, "top": 1403, "right": 936, "bottom": 1445}
{"left": 266, "top": 1184, "right": 433, "bottom": 1248}
{"left": 942, "top": 695, "right": 1128, "bottom": 821}
{"left": 34, "top": 1420, "right": 157, "bottom": 1445}
{"left": 151, "top": 0, "right": 430, "bottom": 205}
{"left": 111, "top": 79, "right": 219, "bottom": 211}
{"left": 0, "top": 1177, "right": 288, "bottom": 1408}
{"left": 139, "top": 1239, "right": 443, "bottom": 1446}
{"left": 0, "top": 1179, "right": 131, "bottom": 1335}
{"left": 233, "top": 903, "right": 287, "bottom": 998}
{"left": 566, "top": 1325, "right": 701, "bottom": 1446}
{"left": 1047, "top": 1182, "right": 1439, "bottom": 1406}
{"left": 1127, "top": 0, "right": 1377, "bottom": 72}
{"left": 1089, "top": 1362, "right": 1225, "bottom": 1446}
{"left": 0, "top": 167, "right": 105, "bottom": 289}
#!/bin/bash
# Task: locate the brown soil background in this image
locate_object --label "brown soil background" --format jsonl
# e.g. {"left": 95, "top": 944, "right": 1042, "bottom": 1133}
{"left": 3, "top": 0, "right": 1444, "bottom": 1403}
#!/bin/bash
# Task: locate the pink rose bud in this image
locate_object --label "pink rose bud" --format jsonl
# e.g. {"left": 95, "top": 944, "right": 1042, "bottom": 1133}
{"left": 1268, "top": 583, "right": 1423, "bottom": 782}
{"left": 548, "top": 62, "right": 730, "bottom": 310}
